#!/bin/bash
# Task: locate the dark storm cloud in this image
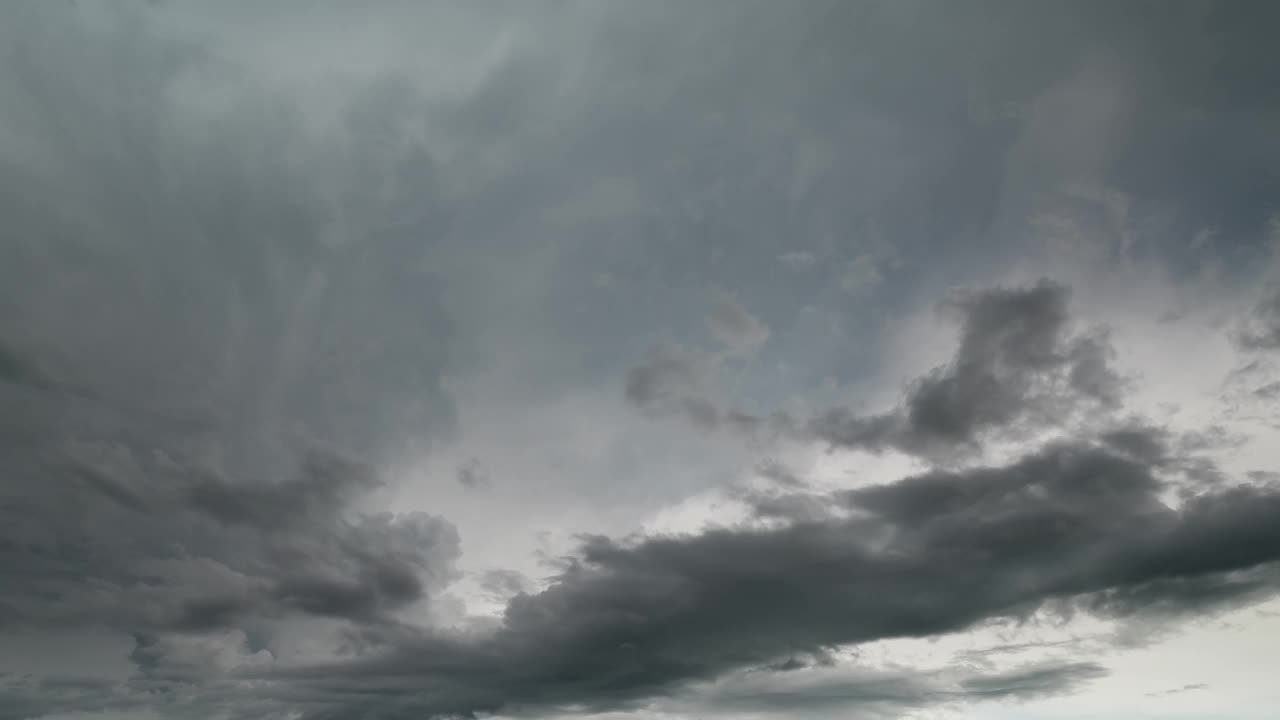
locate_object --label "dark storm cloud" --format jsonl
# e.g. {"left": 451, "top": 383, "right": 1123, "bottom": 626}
{"left": 810, "top": 280, "right": 1123, "bottom": 455}
{"left": 1096, "top": 424, "right": 1233, "bottom": 485}
{"left": 185, "top": 449, "right": 380, "bottom": 530}
{"left": 0, "top": 439, "right": 461, "bottom": 633}
{"left": 1099, "top": 425, "right": 1175, "bottom": 464}
{"left": 0, "top": 0, "right": 463, "bottom": 690}
{"left": 0, "top": 676, "right": 136, "bottom": 720}
{"left": 5, "top": 1, "right": 1280, "bottom": 719}
{"left": 251, "top": 439, "right": 1280, "bottom": 719}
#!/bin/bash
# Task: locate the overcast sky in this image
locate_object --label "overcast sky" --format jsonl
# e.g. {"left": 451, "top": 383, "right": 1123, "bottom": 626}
{"left": 2, "top": 1, "right": 1280, "bottom": 719}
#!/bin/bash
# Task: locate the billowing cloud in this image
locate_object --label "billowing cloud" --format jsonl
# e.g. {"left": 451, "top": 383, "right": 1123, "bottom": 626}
{"left": 0, "top": 4, "right": 464, "bottom": 709}
{"left": 811, "top": 280, "right": 1123, "bottom": 456}
{"left": 629, "top": 279, "right": 1125, "bottom": 459}
{"left": 223, "top": 435, "right": 1280, "bottom": 719}
{"left": 4, "top": 2, "right": 1280, "bottom": 720}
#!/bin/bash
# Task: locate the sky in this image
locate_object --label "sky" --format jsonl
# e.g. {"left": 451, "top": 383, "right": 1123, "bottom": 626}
{"left": 2, "top": 1, "right": 1280, "bottom": 719}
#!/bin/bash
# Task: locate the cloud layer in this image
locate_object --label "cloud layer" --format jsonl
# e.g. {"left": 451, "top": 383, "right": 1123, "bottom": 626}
{"left": 2, "top": 2, "right": 1280, "bottom": 720}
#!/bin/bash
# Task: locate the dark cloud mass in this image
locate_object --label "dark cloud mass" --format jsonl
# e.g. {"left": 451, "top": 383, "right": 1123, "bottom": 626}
{"left": 252, "top": 439, "right": 1280, "bottom": 719}
{"left": 810, "top": 280, "right": 1123, "bottom": 456}
{"left": 1, "top": 4, "right": 464, "bottom": 713}
{"left": 630, "top": 279, "right": 1125, "bottom": 457}
{"left": 1, "top": 441, "right": 460, "bottom": 633}
{"left": 3, "top": 1, "right": 1280, "bottom": 719}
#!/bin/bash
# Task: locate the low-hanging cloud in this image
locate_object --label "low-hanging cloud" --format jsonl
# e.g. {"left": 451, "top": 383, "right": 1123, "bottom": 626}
{"left": 237, "top": 434, "right": 1280, "bottom": 719}
{"left": 0, "top": 4, "right": 464, "bottom": 708}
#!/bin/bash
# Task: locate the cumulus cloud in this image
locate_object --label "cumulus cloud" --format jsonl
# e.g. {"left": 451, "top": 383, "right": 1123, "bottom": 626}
{"left": 810, "top": 280, "right": 1123, "bottom": 456}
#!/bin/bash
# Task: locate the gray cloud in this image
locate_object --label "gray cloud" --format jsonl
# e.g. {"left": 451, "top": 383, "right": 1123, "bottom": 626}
{"left": 1, "top": 440, "right": 460, "bottom": 634}
{"left": 242, "top": 438, "right": 1280, "bottom": 719}
{"left": 630, "top": 280, "right": 1124, "bottom": 459}
{"left": 624, "top": 346, "right": 701, "bottom": 410}
{"left": 456, "top": 457, "right": 491, "bottom": 490}
{"left": 623, "top": 292, "right": 769, "bottom": 433}
{"left": 477, "top": 569, "right": 531, "bottom": 603}
{"left": 624, "top": 344, "right": 728, "bottom": 431}
{"left": 753, "top": 458, "right": 809, "bottom": 489}
{"left": 5, "top": 1, "right": 1280, "bottom": 719}
{"left": 1237, "top": 287, "right": 1280, "bottom": 350}
{"left": 811, "top": 280, "right": 1123, "bottom": 456}
{"left": 0, "top": 2, "right": 464, "bottom": 695}
{"left": 1254, "top": 381, "right": 1280, "bottom": 399}
{"left": 0, "top": 340, "right": 56, "bottom": 393}
{"left": 0, "top": 3, "right": 458, "bottom": 481}
{"left": 675, "top": 659, "right": 1106, "bottom": 716}
{"left": 1147, "top": 682, "right": 1209, "bottom": 697}
{"left": 184, "top": 450, "right": 380, "bottom": 531}
{"left": 707, "top": 290, "right": 771, "bottom": 356}
{"left": 957, "top": 661, "right": 1108, "bottom": 701}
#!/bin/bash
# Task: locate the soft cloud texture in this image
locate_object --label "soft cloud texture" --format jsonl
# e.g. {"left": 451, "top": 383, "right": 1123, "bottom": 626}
{"left": 2, "top": 2, "right": 1279, "bottom": 719}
